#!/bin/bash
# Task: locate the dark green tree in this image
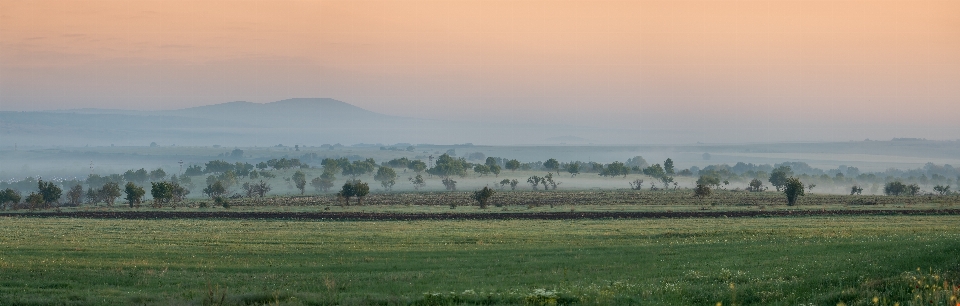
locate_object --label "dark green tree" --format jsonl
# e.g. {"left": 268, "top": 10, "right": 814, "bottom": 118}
{"left": 783, "top": 177, "right": 805, "bottom": 206}
{"left": 505, "top": 159, "right": 521, "bottom": 172}
{"left": 149, "top": 168, "right": 167, "bottom": 181}
{"left": 642, "top": 164, "right": 666, "bottom": 179}
{"left": 408, "top": 160, "right": 428, "bottom": 174}
{"left": 99, "top": 182, "right": 122, "bottom": 206}
{"left": 663, "top": 158, "right": 675, "bottom": 175}
{"left": 697, "top": 175, "right": 722, "bottom": 189}
{"left": 748, "top": 179, "right": 764, "bottom": 192}
{"left": 428, "top": 154, "right": 468, "bottom": 178}
{"left": 203, "top": 181, "right": 227, "bottom": 199}
{"left": 489, "top": 164, "right": 501, "bottom": 177}
{"left": 26, "top": 192, "right": 44, "bottom": 209}
{"left": 473, "top": 164, "right": 491, "bottom": 177}
{"left": 600, "top": 161, "right": 630, "bottom": 177}
{"left": 0, "top": 188, "right": 21, "bottom": 209}
{"left": 884, "top": 181, "right": 908, "bottom": 196}
{"left": 769, "top": 166, "right": 793, "bottom": 191}
{"left": 150, "top": 181, "right": 174, "bottom": 207}
{"left": 37, "top": 180, "right": 62, "bottom": 206}
{"left": 933, "top": 185, "right": 951, "bottom": 196}
{"left": 374, "top": 167, "right": 398, "bottom": 190}
{"left": 472, "top": 187, "right": 495, "bottom": 209}
{"left": 543, "top": 158, "right": 560, "bottom": 175}
{"left": 694, "top": 184, "right": 712, "bottom": 200}
{"left": 124, "top": 168, "right": 149, "bottom": 183}
{"left": 567, "top": 163, "right": 580, "bottom": 177}
{"left": 66, "top": 184, "right": 84, "bottom": 206}
{"left": 850, "top": 185, "right": 864, "bottom": 195}
{"left": 292, "top": 170, "right": 307, "bottom": 195}
{"left": 124, "top": 182, "right": 145, "bottom": 208}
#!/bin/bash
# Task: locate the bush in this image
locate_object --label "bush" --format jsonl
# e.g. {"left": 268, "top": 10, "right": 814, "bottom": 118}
{"left": 214, "top": 196, "right": 229, "bottom": 208}
{"left": 472, "top": 187, "right": 494, "bottom": 209}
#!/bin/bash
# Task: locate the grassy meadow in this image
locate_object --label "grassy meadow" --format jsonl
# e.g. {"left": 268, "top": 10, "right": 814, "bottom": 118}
{"left": 1, "top": 216, "right": 958, "bottom": 305}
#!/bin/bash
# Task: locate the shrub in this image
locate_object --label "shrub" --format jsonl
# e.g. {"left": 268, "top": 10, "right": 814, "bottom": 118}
{"left": 472, "top": 187, "right": 494, "bottom": 209}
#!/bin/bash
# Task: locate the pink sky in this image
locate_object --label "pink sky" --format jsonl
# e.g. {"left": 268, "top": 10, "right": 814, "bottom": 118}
{"left": 1, "top": 0, "right": 958, "bottom": 135}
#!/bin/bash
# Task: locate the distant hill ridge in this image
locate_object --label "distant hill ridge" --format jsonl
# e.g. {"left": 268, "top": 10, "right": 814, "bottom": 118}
{"left": 164, "top": 98, "right": 389, "bottom": 123}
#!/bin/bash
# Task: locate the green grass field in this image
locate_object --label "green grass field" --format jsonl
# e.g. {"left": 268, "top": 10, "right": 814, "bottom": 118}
{"left": 1, "top": 216, "right": 958, "bottom": 305}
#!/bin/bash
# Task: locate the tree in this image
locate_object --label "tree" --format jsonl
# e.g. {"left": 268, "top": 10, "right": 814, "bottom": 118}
{"left": 342, "top": 159, "right": 376, "bottom": 178}
{"left": 66, "top": 184, "right": 84, "bottom": 206}
{"left": 697, "top": 175, "right": 721, "bottom": 189}
{"left": 544, "top": 173, "right": 559, "bottom": 190}
{"left": 313, "top": 169, "right": 336, "bottom": 192}
{"left": 499, "top": 179, "right": 511, "bottom": 190}
{"left": 472, "top": 187, "right": 495, "bottom": 209}
{"left": 884, "top": 181, "right": 908, "bottom": 196}
{"left": 509, "top": 179, "right": 519, "bottom": 190}
{"left": 769, "top": 166, "right": 793, "bottom": 191}
{"left": 748, "top": 179, "right": 764, "bottom": 192}
{"left": 783, "top": 177, "right": 805, "bottom": 206}
{"left": 473, "top": 164, "right": 491, "bottom": 177}
{"left": 355, "top": 181, "right": 370, "bottom": 205}
{"left": 527, "top": 176, "right": 543, "bottom": 190}
{"left": 629, "top": 179, "right": 644, "bottom": 190}
{"left": 489, "top": 165, "right": 501, "bottom": 177}
{"left": 663, "top": 158, "right": 675, "bottom": 175}
{"left": 26, "top": 192, "right": 44, "bottom": 209}
{"left": 567, "top": 163, "right": 580, "bottom": 177}
{"left": 374, "top": 167, "right": 398, "bottom": 190}
{"left": 385, "top": 157, "right": 411, "bottom": 168}
{"left": 505, "top": 159, "right": 521, "bottom": 172}
{"left": 124, "top": 168, "right": 149, "bottom": 183}
{"left": 171, "top": 183, "right": 190, "bottom": 202}
{"left": 485, "top": 157, "right": 499, "bottom": 167}
{"left": 625, "top": 156, "right": 649, "bottom": 169}
{"left": 409, "top": 174, "right": 426, "bottom": 190}
{"left": 933, "top": 185, "right": 951, "bottom": 196}
{"left": 694, "top": 184, "right": 712, "bottom": 200}
{"left": 338, "top": 181, "right": 356, "bottom": 205}
{"left": 124, "top": 182, "right": 145, "bottom": 208}
{"left": 427, "top": 154, "right": 468, "bottom": 178}
{"left": 600, "top": 161, "right": 629, "bottom": 177}
{"left": 99, "top": 182, "right": 122, "bottom": 206}
{"left": 659, "top": 176, "right": 674, "bottom": 189}
{"left": 441, "top": 178, "right": 457, "bottom": 191}
{"left": 37, "top": 180, "right": 62, "bottom": 206}
{"left": 244, "top": 180, "right": 271, "bottom": 200}
{"left": 906, "top": 183, "right": 921, "bottom": 196}
{"left": 0, "top": 188, "right": 21, "bottom": 209}
{"left": 149, "top": 168, "right": 167, "bottom": 181}
{"left": 543, "top": 158, "right": 560, "bottom": 175}
{"left": 339, "top": 180, "right": 369, "bottom": 205}
{"left": 292, "top": 170, "right": 307, "bottom": 195}
{"left": 642, "top": 164, "right": 666, "bottom": 179}
{"left": 850, "top": 185, "right": 864, "bottom": 195}
{"left": 150, "top": 181, "right": 174, "bottom": 207}
{"left": 203, "top": 181, "right": 227, "bottom": 199}
{"left": 408, "top": 160, "right": 427, "bottom": 174}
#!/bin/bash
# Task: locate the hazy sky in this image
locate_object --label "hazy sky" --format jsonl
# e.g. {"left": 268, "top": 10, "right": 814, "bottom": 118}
{"left": 1, "top": 0, "right": 958, "bottom": 138}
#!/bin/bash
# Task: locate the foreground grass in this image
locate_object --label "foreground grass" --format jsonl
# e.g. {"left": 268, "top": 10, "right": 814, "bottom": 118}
{"left": 1, "top": 216, "right": 958, "bottom": 305}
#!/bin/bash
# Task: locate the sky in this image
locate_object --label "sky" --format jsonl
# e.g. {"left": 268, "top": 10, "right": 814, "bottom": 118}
{"left": 1, "top": 0, "right": 958, "bottom": 141}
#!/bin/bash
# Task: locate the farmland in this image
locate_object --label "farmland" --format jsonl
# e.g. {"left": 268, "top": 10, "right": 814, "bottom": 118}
{"left": 2, "top": 215, "right": 958, "bottom": 305}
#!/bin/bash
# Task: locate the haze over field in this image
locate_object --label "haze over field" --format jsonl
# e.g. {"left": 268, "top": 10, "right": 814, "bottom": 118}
{"left": 2, "top": 0, "right": 959, "bottom": 144}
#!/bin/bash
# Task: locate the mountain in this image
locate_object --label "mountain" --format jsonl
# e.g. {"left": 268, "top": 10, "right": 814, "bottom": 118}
{"left": 2, "top": 98, "right": 651, "bottom": 147}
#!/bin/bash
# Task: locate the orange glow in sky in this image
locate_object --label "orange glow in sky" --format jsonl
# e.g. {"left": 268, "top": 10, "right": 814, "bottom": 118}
{"left": 1, "top": 0, "right": 958, "bottom": 133}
